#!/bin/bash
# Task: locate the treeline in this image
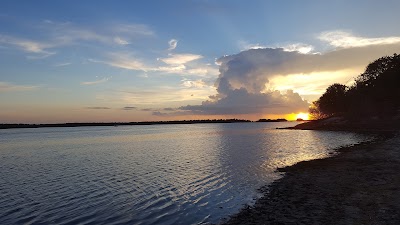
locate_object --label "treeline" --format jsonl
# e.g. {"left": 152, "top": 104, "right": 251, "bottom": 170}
{"left": 257, "top": 118, "right": 287, "bottom": 122}
{"left": 310, "top": 54, "right": 400, "bottom": 120}
{"left": 0, "top": 119, "right": 252, "bottom": 129}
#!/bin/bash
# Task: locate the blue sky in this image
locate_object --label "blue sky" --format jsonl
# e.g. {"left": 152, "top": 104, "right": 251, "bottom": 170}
{"left": 1, "top": 0, "right": 400, "bottom": 123}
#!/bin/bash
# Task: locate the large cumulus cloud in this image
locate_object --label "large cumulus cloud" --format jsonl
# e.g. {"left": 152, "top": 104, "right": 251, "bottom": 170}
{"left": 177, "top": 39, "right": 400, "bottom": 116}
{"left": 180, "top": 88, "right": 307, "bottom": 115}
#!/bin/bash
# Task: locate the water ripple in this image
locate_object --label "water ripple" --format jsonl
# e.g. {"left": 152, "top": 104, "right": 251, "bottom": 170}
{"left": 0, "top": 123, "right": 373, "bottom": 225}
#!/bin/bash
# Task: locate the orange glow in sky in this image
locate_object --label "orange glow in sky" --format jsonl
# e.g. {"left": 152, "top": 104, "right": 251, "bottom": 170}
{"left": 286, "top": 112, "right": 310, "bottom": 121}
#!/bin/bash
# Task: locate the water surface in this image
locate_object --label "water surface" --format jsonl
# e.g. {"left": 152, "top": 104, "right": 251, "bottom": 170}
{"left": 0, "top": 123, "right": 372, "bottom": 224}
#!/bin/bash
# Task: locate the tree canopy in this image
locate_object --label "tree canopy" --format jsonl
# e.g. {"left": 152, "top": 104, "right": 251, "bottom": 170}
{"left": 310, "top": 53, "right": 400, "bottom": 120}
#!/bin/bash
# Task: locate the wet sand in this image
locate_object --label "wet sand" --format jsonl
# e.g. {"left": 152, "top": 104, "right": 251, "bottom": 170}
{"left": 221, "top": 132, "right": 400, "bottom": 224}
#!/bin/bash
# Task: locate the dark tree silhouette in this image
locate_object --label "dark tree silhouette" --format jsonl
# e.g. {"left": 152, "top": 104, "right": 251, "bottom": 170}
{"left": 309, "top": 101, "right": 327, "bottom": 120}
{"left": 315, "top": 83, "right": 348, "bottom": 117}
{"left": 348, "top": 53, "right": 400, "bottom": 118}
{"left": 310, "top": 53, "right": 400, "bottom": 120}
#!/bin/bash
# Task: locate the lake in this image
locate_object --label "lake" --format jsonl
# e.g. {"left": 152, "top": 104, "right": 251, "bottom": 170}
{"left": 0, "top": 122, "right": 372, "bottom": 225}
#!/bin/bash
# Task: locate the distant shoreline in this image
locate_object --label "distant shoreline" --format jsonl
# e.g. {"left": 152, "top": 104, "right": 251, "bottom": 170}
{"left": 0, "top": 119, "right": 299, "bottom": 130}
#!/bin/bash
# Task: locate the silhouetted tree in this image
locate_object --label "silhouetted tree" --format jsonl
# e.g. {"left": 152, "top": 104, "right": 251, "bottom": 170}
{"left": 354, "top": 54, "right": 399, "bottom": 87}
{"left": 348, "top": 53, "right": 400, "bottom": 118}
{"left": 309, "top": 101, "right": 327, "bottom": 120}
{"left": 311, "top": 53, "right": 400, "bottom": 120}
{"left": 317, "top": 83, "right": 348, "bottom": 117}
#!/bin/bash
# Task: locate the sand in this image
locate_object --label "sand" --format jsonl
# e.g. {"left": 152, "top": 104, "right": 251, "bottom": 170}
{"left": 220, "top": 132, "right": 400, "bottom": 224}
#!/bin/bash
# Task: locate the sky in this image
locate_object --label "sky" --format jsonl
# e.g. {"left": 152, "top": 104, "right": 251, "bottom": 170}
{"left": 1, "top": 0, "right": 400, "bottom": 123}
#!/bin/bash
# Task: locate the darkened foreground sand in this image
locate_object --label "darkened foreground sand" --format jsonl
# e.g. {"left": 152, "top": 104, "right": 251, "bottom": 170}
{"left": 221, "top": 132, "right": 400, "bottom": 225}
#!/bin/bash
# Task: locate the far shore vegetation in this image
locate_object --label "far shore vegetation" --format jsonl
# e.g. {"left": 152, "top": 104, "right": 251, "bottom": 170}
{"left": 0, "top": 119, "right": 254, "bottom": 129}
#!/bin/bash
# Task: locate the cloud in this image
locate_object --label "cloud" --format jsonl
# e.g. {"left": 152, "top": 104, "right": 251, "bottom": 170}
{"left": 90, "top": 54, "right": 148, "bottom": 71}
{"left": 151, "top": 110, "right": 192, "bottom": 117}
{"left": 238, "top": 40, "right": 267, "bottom": 50}
{"left": 175, "top": 34, "right": 400, "bottom": 116}
{"left": 0, "top": 21, "right": 155, "bottom": 59}
{"left": 55, "top": 28, "right": 109, "bottom": 44}
{"left": 80, "top": 77, "right": 111, "bottom": 85}
{"left": 114, "top": 37, "right": 130, "bottom": 45}
{"left": 54, "top": 62, "right": 71, "bottom": 67}
{"left": 109, "top": 84, "right": 215, "bottom": 105}
{"left": 47, "top": 22, "right": 154, "bottom": 45}
{"left": 163, "top": 107, "right": 176, "bottom": 111}
{"left": 319, "top": 30, "right": 400, "bottom": 48}
{"left": 94, "top": 52, "right": 216, "bottom": 77}
{"left": 214, "top": 45, "right": 400, "bottom": 95}
{"left": 181, "top": 79, "right": 208, "bottom": 88}
{"left": 113, "top": 24, "right": 155, "bottom": 36}
{"left": 168, "top": 39, "right": 178, "bottom": 50}
{"left": 152, "top": 111, "right": 165, "bottom": 116}
{"left": 122, "top": 106, "right": 137, "bottom": 110}
{"left": 154, "top": 65, "right": 186, "bottom": 73}
{"left": 0, "top": 82, "right": 38, "bottom": 92}
{"left": 239, "top": 40, "right": 314, "bottom": 54}
{"left": 179, "top": 89, "right": 309, "bottom": 115}
{"left": 0, "top": 35, "right": 55, "bottom": 58}
{"left": 282, "top": 43, "right": 314, "bottom": 54}
{"left": 86, "top": 107, "right": 111, "bottom": 110}
{"left": 159, "top": 53, "right": 203, "bottom": 65}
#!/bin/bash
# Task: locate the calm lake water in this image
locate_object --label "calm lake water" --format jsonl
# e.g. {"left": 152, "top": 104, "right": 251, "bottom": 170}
{"left": 0, "top": 122, "right": 372, "bottom": 225}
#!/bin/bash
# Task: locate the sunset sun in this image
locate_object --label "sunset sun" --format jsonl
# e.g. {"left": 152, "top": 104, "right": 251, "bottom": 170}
{"left": 296, "top": 113, "right": 309, "bottom": 121}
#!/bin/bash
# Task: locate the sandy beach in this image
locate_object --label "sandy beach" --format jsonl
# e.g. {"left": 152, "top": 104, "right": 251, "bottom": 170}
{"left": 220, "top": 131, "right": 400, "bottom": 224}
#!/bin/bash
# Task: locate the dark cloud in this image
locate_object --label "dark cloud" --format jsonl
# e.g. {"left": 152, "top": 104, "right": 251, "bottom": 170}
{"left": 141, "top": 108, "right": 153, "bottom": 111}
{"left": 180, "top": 89, "right": 308, "bottom": 115}
{"left": 152, "top": 111, "right": 166, "bottom": 116}
{"left": 152, "top": 110, "right": 190, "bottom": 117}
{"left": 86, "top": 107, "right": 111, "bottom": 110}
{"left": 163, "top": 107, "right": 176, "bottom": 111}
{"left": 122, "top": 106, "right": 137, "bottom": 110}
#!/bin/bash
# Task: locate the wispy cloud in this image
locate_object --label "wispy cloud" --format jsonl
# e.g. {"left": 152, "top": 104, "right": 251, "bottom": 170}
{"left": 80, "top": 76, "right": 111, "bottom": 85}
{"left": 0, "top": 35, "right": 55, "bottom": 58}
{"left": 319, "top": 30, "right": 400, "bottom": 48}
{"left": 0, "top": 21, "right": 155, "bottom": 59}
{"left": 239, "top": 40, "right": 314, "bottom": 54}
{"left": 46, "top": 21, "right": 154, "bottom": 46}
{"left": 181, "top": 79, "right": 208, "bottom": 88}
{"left": 154, "top": 65, "right": 186, "bottom": 73}
{"left": 91, "top": 53, "right": 148, "bottom": 71}
{"left": 104, "top": 85, "right": 216, "bottom": 105}
{"left": 92, "top": 52, "right": 217, "bottom": 77}
{"left": 168, "top": 39, "right": 178, "bottom": 50}
{"left": 163, "top": 107, "right": 176, "bottom": 111}
{"left": 185, "top": 66, "right": 219, "bottom": 77}
{"left": 54, "top": 28, "right": 109, "bottom": 44}
{"left": 114, "top": 36, "right": 130, "bottom": 45}
{"left": 54, "top": 62, "right": 71, "bottom": 67}
{"left": 0, "top": 82, "right": 38, "bottom": 92}
{"left": 122, "top": 106, "right": 137, "bottom": 110}
{"left": 159, "top": 53, "right": 203, "bottom": 65}
{"left": 86, "top": 107, "right": 111, "bottom": 110}
{"left": 113, "top": 24, "right": 155, "bottom": 36}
